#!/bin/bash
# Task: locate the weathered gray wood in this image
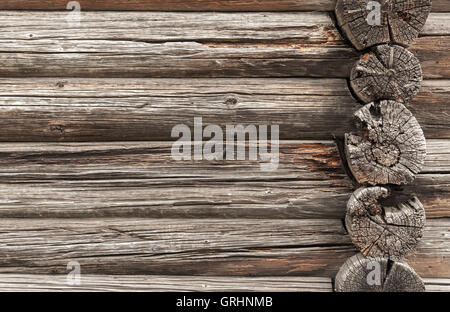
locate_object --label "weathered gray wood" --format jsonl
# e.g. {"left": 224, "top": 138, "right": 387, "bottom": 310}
{"left": 0, "top": 12, "right": 447, "bottom": 78}
{"left": 0, "top": 275, "right": 332, "bottom": 292}
{"left": 0, "top": 274, "right": 445, "bottom": 292}
{"left": 346, "top": 100, "right": 427, "bottom": 185}
{"left": 0, "top": 78, "right": 448, "bottom": 141}
{"left": 0, "top": 141, "right": 448, "bottom": 219}
{"left": 0, "top": 273, "right": 445, "bottom": 292}
{"left": 0, "top": 0, "right": 448, "bottom": 12}
{"left": 423, "top": 278, "right": 450, "bottom": 292}
{"left": 346, "top": 187, "right": 425, "bottom": 260}
{"left": 0, "top": 218, "right": 446, "bottom": 277}
{"left": 0, "top": 78, "right": 355, "bottom": 141}
{"left": 350, "top": 45, "right": 422, "bottom": 103}
{"left": 336, "top": 0, "right": 431, "bottom": 50}
{"left": 0, "top": 0, "right": 337, "bottom": 11}
{"left": 335, "top": 253, "right": 425, "bottom": 292}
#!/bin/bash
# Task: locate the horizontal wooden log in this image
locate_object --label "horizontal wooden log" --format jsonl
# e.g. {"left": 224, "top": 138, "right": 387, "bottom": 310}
{"left": 0, "top": 140, "right": 448, "bottom": 219}
{"left": 0, "top": 218, "right": 447, "bottom": 278}
{"left": 423, "top": 278, "right": 450, "bottom": 292}
{"left": 0, "top": 274, "right": 446, "bottom": 292}
{"left": 0, "top": 12, "right": 447, "bottom": 78}
{"left": 0, "top": 78, "right": 448, "bottom": 141}
{"left": 0, "top": 0, "right": 448, "bottom": 12}
{"left": 0, "top": 275, "right": 332, "bottom": 292}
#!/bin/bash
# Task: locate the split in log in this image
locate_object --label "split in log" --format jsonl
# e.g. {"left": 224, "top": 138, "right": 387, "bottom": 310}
{"left": 335, "top": 0, "right": 432, "bottom": 50}
{"left": 0, "top": 12, "right": 448, "bottom": 78}
{"left": 335, "top": 253, "right": 425, "bottom": 292}
{"left": 345, "top": 100, "right": 427, "bottom": 185}
{"left": 350, "top": 45, "right": 422, "bottom": 103}
{"left": 345, "top": 187, "right": 425, "bottom": 260}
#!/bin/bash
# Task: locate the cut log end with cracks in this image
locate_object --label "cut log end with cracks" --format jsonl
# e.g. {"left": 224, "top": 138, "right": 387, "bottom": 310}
{"left": 335, "top": 0, "right": 432, "bottom": 50}
{"left": 350, "top": 45, "right": 422, "bottom": 103}
{"left": 335, "top": 253, "right": 425, "bottom": 292}
{"left": 346, "top": 187, "right": 426, "bottom": 260}
{"left": 345, "top": 100, "right": 426, "bottom": 186}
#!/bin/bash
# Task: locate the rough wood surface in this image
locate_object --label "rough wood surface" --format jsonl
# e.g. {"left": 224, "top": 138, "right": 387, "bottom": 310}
{"left": 336, "top": 0, "right": 431, "bottom": 50}
{"left": 0, "top": 6, "right": 447, "bottom": 290}
{"left": 346, "top": 187, "right": 425, "bottom": 260}
{"left": 0, "top": 274, "right": 445, "bottom": 292}
{"left": 346, "top": 100, "right": 427, "bottom": 185}
{"left": 335, "top": 253, "right": 425, "bottom": 292}
{"left": 0, "top": 0, "right": 448, "bottom": 12}
{"left": 0, "top": 12, "right": 447, "bottom": 78}
{"left": 423, "top": 278, "right": 450, "bottom": 292}
{"left": 0, "top": 78, "right": 448, "bottom": 142}
{"left": 0, "top": 218, "right": 446, "bottom": 278}
{"left": 350, "top": 45, "right": 422, "bottom": 103}
{"left": 0, "top": 140, "right": 448, "bottom": 219}
{"left": 0, "top": 275, "right": 332, "bottom": 292}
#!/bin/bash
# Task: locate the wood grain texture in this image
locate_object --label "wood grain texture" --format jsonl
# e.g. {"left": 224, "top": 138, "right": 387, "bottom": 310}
{"left": 0, "top": 12, "right": 447, "bottom": 78}
{"left": 345, "top": 101, "right": 426, "bottom": 185}
{"left": 423, "top": 278, "right": 450, "bottom": 292}
{"left": 0, "top": 0, "right": 448, "bottom": 12}
{"left": 0, "top": 6, "right": 447, "bottom": 289}
{"left": 350, "top": 45, "right": 423, "bottom": 103}
{"left": 346, "top": 187, "right": 425, "bottom": 260}
{"left": 336, "top": 0, "right": 431, "bottom": 50}
{"left": 0, "top": 78, "right": 448, "bottom": 142}
{"left": 0, "top": 218, "right": 446, "bottom": 278}
{"left": 335, "top": 253, "right": 425, "bottom": 292}
{"left": 0, "top": 275, "right": 332, "bottom": 292}
{"left": 0, "top": 140, "right": 448, "bottom": 219}
{"left": 0, "top": 274, "right": 446, "bottom": 292}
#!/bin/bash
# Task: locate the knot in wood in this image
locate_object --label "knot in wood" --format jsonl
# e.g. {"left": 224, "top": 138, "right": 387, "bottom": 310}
{"left": 346, "top": 187, "right": 426, "bottom": 260}
{"left": 345, "top": 100, "right": 426, "bottom": 185}
{"left": 335, "top": 0, "right": 431, "bottom": 50}
{"left": 350, "top": 45, "right": 422, "bottom": 103}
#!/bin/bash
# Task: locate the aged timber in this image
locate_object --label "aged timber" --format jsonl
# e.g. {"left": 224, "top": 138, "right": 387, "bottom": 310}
{"left": 350, "top": 45, "right": 423, "bottom": 103}
{"left": 335, "top": 253, "right": 425, "bottom": 292}
{"left": 0, "top": 78, "right": 448, "bottom": 141}
{"left": 346, "top": 187, "right": 425, "bottom": 260}
{"left": 336, "top": 0, "right": 431, "bottom": 50}
{"left": 0, "top": 0, "right": 448, "bottom": 12}
{"left": 0, "top": 12, "right": 447, "bottom": 78}
{"left": 0, "top": 218, "right": 446, "bottom": 277}
{"left": 0, "top": 141, "right": 448, "bottom": 219}
{"left": 345, "top": 101, "right": 427, "bottom": 185}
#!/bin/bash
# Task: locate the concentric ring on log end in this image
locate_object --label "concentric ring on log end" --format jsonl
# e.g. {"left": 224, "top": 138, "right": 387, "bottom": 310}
{"left": 350, "top": 45, "right": 422, "bottom": 103}
{"left": 345, "top": 187, "right": 425, "bottom": 260}
{"left": 335, "top": 0, "right": 431, "bottom": 50}
{"left": 335, "top": 253, "right": 425, "bottom": 292}
{"left": 345, "top": 100, "right": 426, "bottom": 185}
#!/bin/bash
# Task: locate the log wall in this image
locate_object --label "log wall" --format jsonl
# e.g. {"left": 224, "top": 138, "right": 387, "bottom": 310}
{"left": 0, "top": 1, "right": 448, "bottom": 291}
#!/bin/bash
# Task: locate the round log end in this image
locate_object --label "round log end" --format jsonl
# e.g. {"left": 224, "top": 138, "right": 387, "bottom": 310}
{"left": 346, "top": 187, "right": 426, "bottom": 260}
{"left": 350, "top": 45, "right": 422, "bottom": 103}
{"left": 335, "top": 0, "right": 431, "bottom": 50}
{"left": 345, "top": 100, "right": 426, "bottom": 185}
{"left": 335, "top": 253, "right": 425, "bottom": 292}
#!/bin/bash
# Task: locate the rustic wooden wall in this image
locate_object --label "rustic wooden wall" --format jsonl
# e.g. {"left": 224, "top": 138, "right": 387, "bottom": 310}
{"left": 0, "top": 1, "right": 448, "bottom": 291}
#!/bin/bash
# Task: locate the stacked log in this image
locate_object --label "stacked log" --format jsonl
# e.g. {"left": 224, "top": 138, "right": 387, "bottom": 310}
{"left": 334, "top": 0, "right": 432, "bottom": 292}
